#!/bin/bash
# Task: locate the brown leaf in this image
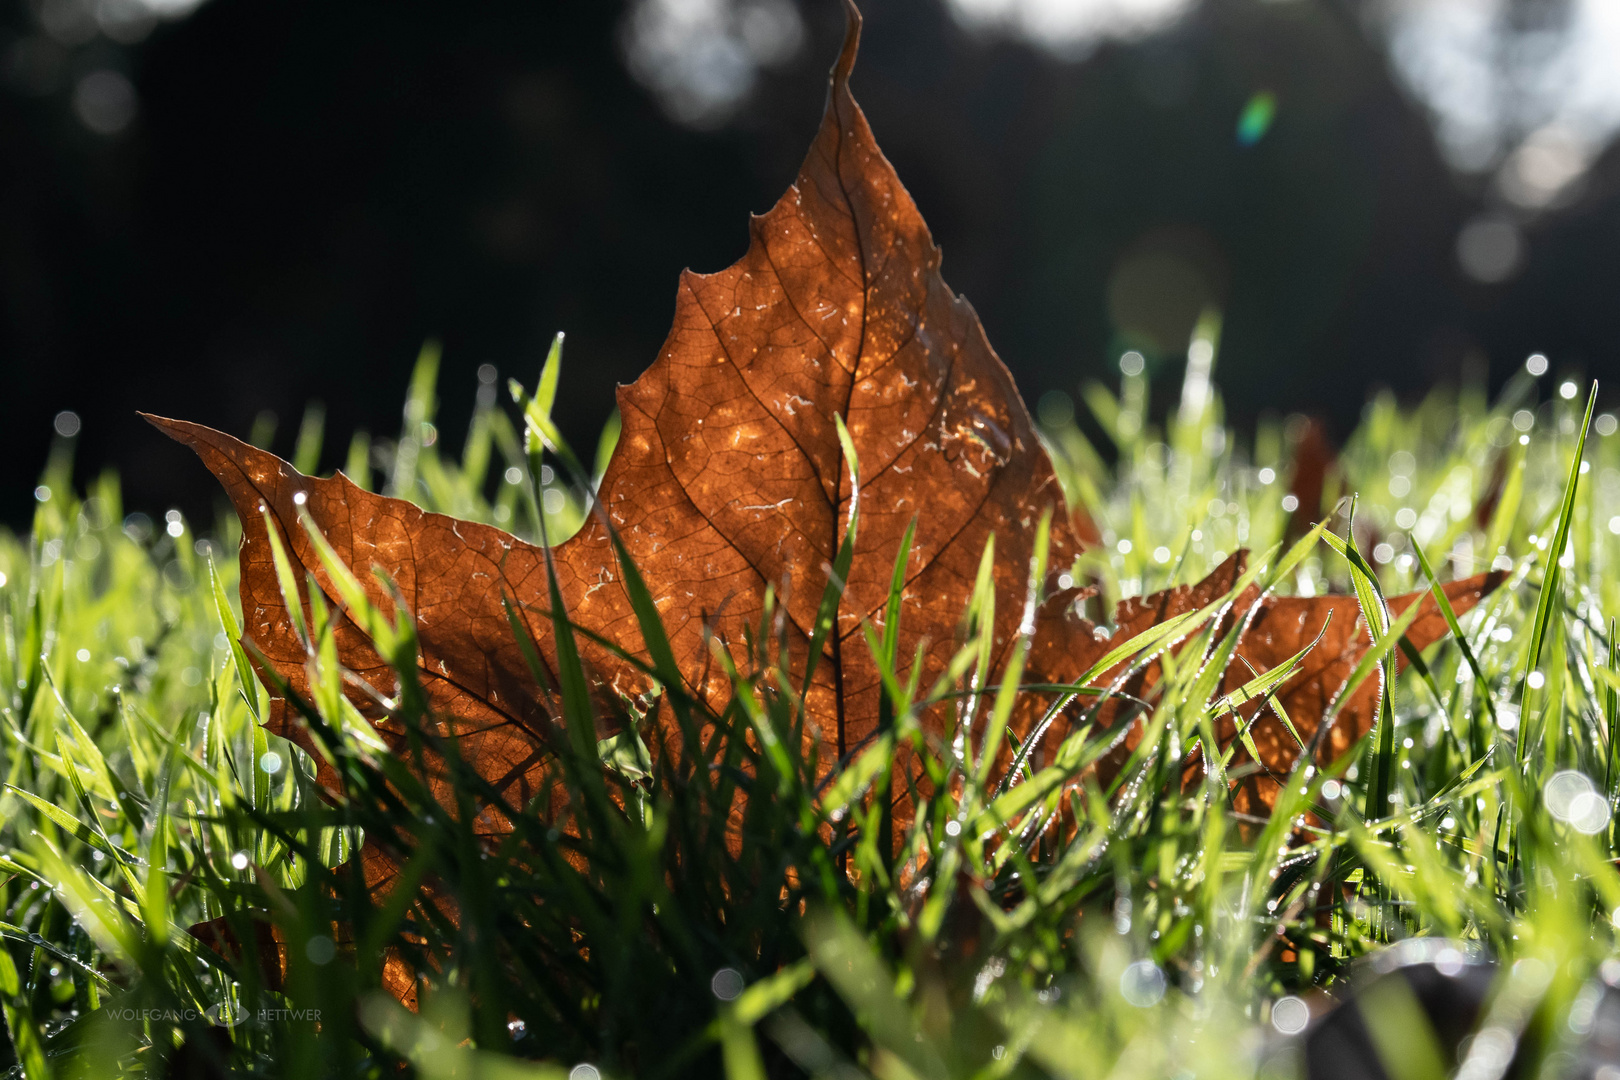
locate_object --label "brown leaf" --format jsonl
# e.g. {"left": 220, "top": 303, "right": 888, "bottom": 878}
{"left": 188, "top": 913, "right": 419, "bottom": 1008}
{"left": 142, "top": 417, "right": 582, "bottom": 848}
{"left": 1475, "top": 448, "right": 1509, "bottom": 530}
{"left": 188, "top": 915, "right": 287, "bottom": 993}
{"left": 574, "top": 2, "right": 1092, "bottom": 763}
{"left": 147, "top": 3, "right": 1086, "bottom": 822}
{"left": 1218, "top": 567, "right": 1504, "bottom": 812}
{"left": 148, "top": 1, "right": 1502, "bottom": 938}
{"left": 1027, "top": 551, "right": 1505, "bottom": 810}
{"left": 1283, "top": 418, "right": 1335, "bottom": 542}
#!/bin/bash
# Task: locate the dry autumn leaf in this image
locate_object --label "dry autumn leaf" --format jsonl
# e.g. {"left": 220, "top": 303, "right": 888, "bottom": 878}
{"left": 147, "top": 3, "right": 1500, "bottom": 883}
{"left": 146, "top": 5, "right": 1091, "bottom": 838}
{"left": 1032, "top": 551, "right": 1503, "bottom": 815}
{"left": 1283, "top": 417, "right": 1335, "bottom": 542}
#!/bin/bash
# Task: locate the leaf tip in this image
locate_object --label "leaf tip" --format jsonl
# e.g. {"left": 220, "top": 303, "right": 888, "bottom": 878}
{"left": 833, "top": 0, "right": 862, "bottom": 90}
{"left": 139, "top": 412, "right": 206, "bottom": 450}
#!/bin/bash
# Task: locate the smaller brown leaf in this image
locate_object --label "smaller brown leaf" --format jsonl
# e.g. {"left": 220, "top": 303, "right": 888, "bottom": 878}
{"left": 1218, "top": 567, "right": 1504, "bottom": 813}
{"left": 1283, "top": 418, "right": 1335, "bottom": 543}
{"left": 187, "top": 913, "right": 421, "bottom": 1009}
{"left": 188, "top": 915, "right": 287, "bottom": 994}
{"left": 1475, "top": 448, "right": 1510, "bottom": 530}
{"left": 1029, "top": 551, "right": 1504, "bottom": 809}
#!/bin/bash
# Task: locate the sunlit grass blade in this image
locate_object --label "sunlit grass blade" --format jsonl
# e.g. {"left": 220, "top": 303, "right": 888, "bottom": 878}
{"left": 210, "top": 553, "right": 263, "bottom": 721}
{"left": 1318, "top": 518, "right": 1402, "bottom": 821}
{"left": 1607, "top": 618, "right": 1620, "bottom": 853}
{"left": 975, "top": 508, "right": 1051, "bottom": 788}
{"left": 1516, "top": 382, "right": 1596, "bottom": 770}
{"left": 262, "top": 507, "right": 310, "bottom": 647}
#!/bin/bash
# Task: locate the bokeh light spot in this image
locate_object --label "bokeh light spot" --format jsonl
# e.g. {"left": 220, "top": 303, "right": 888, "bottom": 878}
{"left": 1235, "top": 91, "right": 1277, "bottom": 146}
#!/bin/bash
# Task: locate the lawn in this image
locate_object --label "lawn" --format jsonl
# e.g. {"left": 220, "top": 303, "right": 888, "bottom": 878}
{"left": 0, "top": 342, "right": 1614, "bottom": 1079}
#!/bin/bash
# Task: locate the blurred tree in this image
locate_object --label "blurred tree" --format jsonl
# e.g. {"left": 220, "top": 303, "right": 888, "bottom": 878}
{"left": 1, "top": 0, "right": 1616, "bottom": 525}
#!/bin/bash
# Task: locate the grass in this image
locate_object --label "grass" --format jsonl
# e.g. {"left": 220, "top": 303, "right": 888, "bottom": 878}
{"left": 0, "top": 338, "right": 1618, "bottom": 1079}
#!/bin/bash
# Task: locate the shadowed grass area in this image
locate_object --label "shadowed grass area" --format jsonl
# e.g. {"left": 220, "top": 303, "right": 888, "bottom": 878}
{"left": 1, "top": 345, "right": 1617, "bottom": 1079}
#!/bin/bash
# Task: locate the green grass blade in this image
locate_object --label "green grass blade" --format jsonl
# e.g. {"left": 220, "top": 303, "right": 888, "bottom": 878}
{"left": 209, "top": 554, "right": 262, "bottom": 721}
{"left": 1516, "top": 382, "right": 1596, "bottom": 769}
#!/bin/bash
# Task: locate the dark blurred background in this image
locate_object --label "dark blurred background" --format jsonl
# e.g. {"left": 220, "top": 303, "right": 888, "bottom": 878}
{"left": 4, "top": 0, "right": 1618, "bottom": 526}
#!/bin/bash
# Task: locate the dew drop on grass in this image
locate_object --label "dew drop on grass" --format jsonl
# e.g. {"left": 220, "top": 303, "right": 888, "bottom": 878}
{"left": 1272, "top": 996, "right": 1309, "bottom": 1035}
{"left": 1545, "top": 771, "right": 1598, "bottom": 828}
{"left": 1119, "top": 961, "right": 1165, "bottom": 1007}
{"left": 1567, "top": 793, "right": 1609, "bottom": 835}
{"left": 710, "top": 968, "right": 744, "bottom": 1001}
{"left": 306, "top": 935, "right": 335, "bottom": 965}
